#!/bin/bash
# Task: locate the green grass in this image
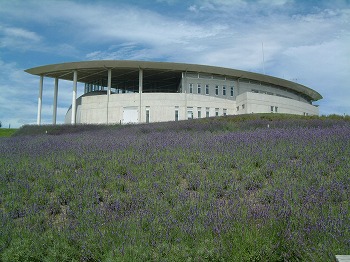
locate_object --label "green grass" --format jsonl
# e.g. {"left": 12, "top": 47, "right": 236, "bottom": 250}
{"left": 0, "top": 128, "right": 18, "bottom": 137}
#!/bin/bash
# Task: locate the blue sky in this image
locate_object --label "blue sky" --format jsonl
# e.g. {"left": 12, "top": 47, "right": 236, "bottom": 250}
{"left": 0, "top": 0, "right": 349, "bottom": 128}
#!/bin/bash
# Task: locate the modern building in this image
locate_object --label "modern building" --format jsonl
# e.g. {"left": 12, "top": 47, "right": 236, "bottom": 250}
{"left": 25, "top": 60, "right": 322, "bottom": 125}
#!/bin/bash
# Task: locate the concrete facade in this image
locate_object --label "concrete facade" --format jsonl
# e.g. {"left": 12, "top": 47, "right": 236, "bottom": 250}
{"left": 25, "top": 60, "right": 322, "bottom": 125}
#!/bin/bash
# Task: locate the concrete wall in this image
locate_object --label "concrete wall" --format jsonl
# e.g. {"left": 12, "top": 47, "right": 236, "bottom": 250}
{"left": 65, "top": 87, "right": 319, "bottom": 124}
{"left": 238, "top": 80, "right": 310, "bottom": 103}
{"left": 65, "top": 92, "right": 237, "bottom": 124}
{"left": 236, "top": 92, "right": 319, "bottom": 115}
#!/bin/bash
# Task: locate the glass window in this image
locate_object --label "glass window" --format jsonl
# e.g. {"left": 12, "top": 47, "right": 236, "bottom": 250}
{"left": 223, "top": 86, "right": 226, "bottom": 96}
{"left": 223, "top": 109, "right": 227, "bottom": 116}
{"left": 205, "top": 84, "right": 209, "bottom": 95}
{"left": 242, "top": 104, "right": 245, "bottom": 109}
{"left": 197, "top": 84, "right": 201, "bottom": 94}
{"left": 187, "top": 107, "right": 193, "bottom": 119}
{"left": 146, "top": 107, "right": 150, "bottom": 123}
{"left": 206, "top": 107, "right": 210, "bottom": 118}
{"left": 230, "top": 86, "right": 234, "bottom": 96}
{"left": 215, "top": 85, "right": 219, "bottom": 95}
{"left": 175, "top": 107, "right": 179, "bottom": 121}
{"left": 189, "top": 83, "right": 193, "bottom": 93}
{"left": 198, "top": 107, "right": 201, "bottom": 118}
{"left": 275, "top": 106, "right": 278, "bottom": 113}
{"left": 271, "top": 106, "right": 274, "bottom": 112}
{"left": 215, "top": 108, "right": 219, "bottom": 116}
{"left": 237, "top": 106, "right": 239, "bottom": 111}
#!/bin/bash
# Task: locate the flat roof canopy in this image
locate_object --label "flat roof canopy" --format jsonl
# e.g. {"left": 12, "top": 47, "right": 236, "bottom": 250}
{"left": 25, "top": 60, "right": 322, "bottom": 101}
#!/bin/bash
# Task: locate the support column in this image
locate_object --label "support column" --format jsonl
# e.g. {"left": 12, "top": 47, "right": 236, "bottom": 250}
{"left": 107, "top": 69, "right": 111, "bottom": 124}
{"left": 107, "top": 69, "right": 111, "bottom": 96}
{"left": 37, "top": 75, "right": 44, "bottom": 125}
{"left": 53, "top": 78, "right": 58, "bottom": 125}
{"left": 138, "top": 68, "right": 143, "bottom": 123}
{"left": 71, "top": 70, "right": 77, "bottom": 125}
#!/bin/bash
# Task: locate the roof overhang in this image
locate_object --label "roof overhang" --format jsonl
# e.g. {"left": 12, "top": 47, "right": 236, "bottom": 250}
{"left": 25, "top": 60, "right": 323, "bottom": 101}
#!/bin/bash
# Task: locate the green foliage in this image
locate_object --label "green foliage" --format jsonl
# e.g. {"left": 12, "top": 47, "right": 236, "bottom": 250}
{"left": 0, "top": 128, "right": 17, "bottom": 137}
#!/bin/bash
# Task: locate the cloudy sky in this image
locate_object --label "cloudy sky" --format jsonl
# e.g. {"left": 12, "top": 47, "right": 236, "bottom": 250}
{"left": 0, "top": 0, "right": 349, "bottom": 127}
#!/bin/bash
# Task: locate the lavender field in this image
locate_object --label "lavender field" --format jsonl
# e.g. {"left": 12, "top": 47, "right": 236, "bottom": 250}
{"left": 1, "top": 115, "right": 349, "bottom": 261}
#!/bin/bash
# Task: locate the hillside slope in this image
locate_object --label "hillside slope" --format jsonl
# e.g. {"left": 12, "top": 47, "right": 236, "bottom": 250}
{"left": 1, "top": 114, "right": 349, "bottom": 261}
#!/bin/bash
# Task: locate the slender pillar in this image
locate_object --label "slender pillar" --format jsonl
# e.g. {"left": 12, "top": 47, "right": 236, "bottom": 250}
{"left": 107, "top": 69, "right": 111, "bottom": 96}
{"left": 37, "top": 75, "right": 44, "bottom": 125}
{"left": 71, "top": 70, "right": 77, "bottom": 124}
{"left": 53, "top": 78, "right": 58, "bottom": 125}
{"left": 138, "top": 68, "right": 143, "bottom": 123}
{"left": 107, "top": 69, "right": 111, "bottom": 124}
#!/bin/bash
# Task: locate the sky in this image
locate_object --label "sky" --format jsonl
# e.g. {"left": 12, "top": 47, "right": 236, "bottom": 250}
{"left": 0, "top": 0, "right": 349, "bottom": 128}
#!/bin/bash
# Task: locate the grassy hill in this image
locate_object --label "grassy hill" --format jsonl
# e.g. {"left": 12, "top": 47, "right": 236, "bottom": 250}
{"left": 0, "top": 128, "right": 17, "bottom": 138}
{"left": 1, "top": 114, "right": 349, "bottom": 261}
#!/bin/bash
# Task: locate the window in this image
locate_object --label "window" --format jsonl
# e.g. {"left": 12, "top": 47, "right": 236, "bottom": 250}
{"left": 230, "top": 86, "right": 234, "bottom": 96}
{"left": 189, "top": 83, "right": 193, "bottom": 93}
{"left": 206, "top": 107, "right": 210, "bottom": 117}
{"left": 215, "top": 108, "right": 219, "bottom": 116}
{"left": 242, "top": 104, "right": 245, "bottom": 109}
{"left": 197, "top": 107, "right": 201, "bottom": 118}
{"left": 205, "top": 84, "right": 209, "bottom": 95}
{"left": 197, "top": 84, "right": 201, "bottom": 94}
{"left": 175, "top": 106, "right": 179, "bottom": 121}
{"left": 275, "top": 106, "right": 278, "bottom": 113}
{"left": 215, "top": 85, "right": 219, "bottom": 95}
{"left": 223, "top": 109, "right": 227, "bottom": 116}
{"left": 271, "top": 106, "right": 274, "bottom": 113}
{"left": 187, "top": 107, "right": 193, "bottom": 119}
{"left": 237, "top": 106, "right": 239, "bottom": 111}
{"left": 223, "top": 86, "right": 226, "bottom": 96}
{"left": 146, "top": 107, "right": 150, "bottom": 123}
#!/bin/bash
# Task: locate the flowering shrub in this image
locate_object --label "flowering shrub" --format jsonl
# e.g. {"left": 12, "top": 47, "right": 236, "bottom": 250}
{"left": 1, "top": 115, "right": 349, "bottom": 261}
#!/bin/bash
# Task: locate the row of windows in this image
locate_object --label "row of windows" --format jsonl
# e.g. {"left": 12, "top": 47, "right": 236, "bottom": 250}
{"left": 236, "top": 104, "right": 278, "bottom": 113}
{"left": 185, "top": 72, "right": 235, "bottom": 81}
{"left": 251, "top": 89, "right": 292, "bottom": 100}
{"left": 145, "top": 104, "right": 284, "bottom": 122}
{"left": 146, "top": 107, "right": 228, "bottom": 122}
{"left": 237, "top": 104, "right": 245, "bottom": 111}
{"left": 189, "top": 83, "right": 234, "bottom": 96}
{"left": 186, "top": 107, "right": 227, "bottom": 120}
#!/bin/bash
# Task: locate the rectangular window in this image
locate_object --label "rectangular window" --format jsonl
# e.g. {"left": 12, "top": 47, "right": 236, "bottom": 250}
{"left": 175, "top": 106, "right": 179, "bottom": 121}
{"left": 205, "top": 84, "right": 209, "bottom": 95}
{"left": 275, "top": 106, "right": 278, "bottom": 113}
{"left": 206, "top": 107, "right": 210, "bottom": 117}
{"left": 146, "top": 107, "right": 150, "bottom": 123}
{"left": 189, "top": 83, "right": 193, "bottom": 93}
{"left": 242, "top": 104, "right": 245, "bottom": 109}
{"left": 197, "top": 107, "right": 201, "bottom": 118}
{"left": 237, "top": 106, "right": 239, "bottom": 111}
{"left": 187, "top": 107, "right": 193, "bottom": 119}
{"left": 223, "top": 86, "right": 226, "bottom": 96}
{"left": 271, "top": 106, "right": 274, "bottom": 113}
{"left": 215, "top": 108, "right": 219, "bottom": 116}
{"left": 223, "top": 108, "right": 227, "bottom": 116}
{"left": 230, "top": 86, "right": 234, "bottom": 96}
{"left": 215, "top": 85, "right": 219, "bottom": 96}
{"left": 197, "top": 84, "right": 201, "bottom": 94}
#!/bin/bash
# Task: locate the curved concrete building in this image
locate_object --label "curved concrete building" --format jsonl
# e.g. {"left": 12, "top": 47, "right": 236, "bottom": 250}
{"left": 25, "top": 60, "right": 322, "bottom": 125}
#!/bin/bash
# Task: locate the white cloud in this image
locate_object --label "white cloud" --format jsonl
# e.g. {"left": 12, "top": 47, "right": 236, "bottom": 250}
{"left": 0, "top": 0, "right": 349, "bottom": 127}
{"left": 0, "top": 25, "right": 42, "bottom": 50}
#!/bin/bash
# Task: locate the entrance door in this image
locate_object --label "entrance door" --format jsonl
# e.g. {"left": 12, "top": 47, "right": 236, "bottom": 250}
{"left": 122, "top": 107, "right": 138, "bottom": 124}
